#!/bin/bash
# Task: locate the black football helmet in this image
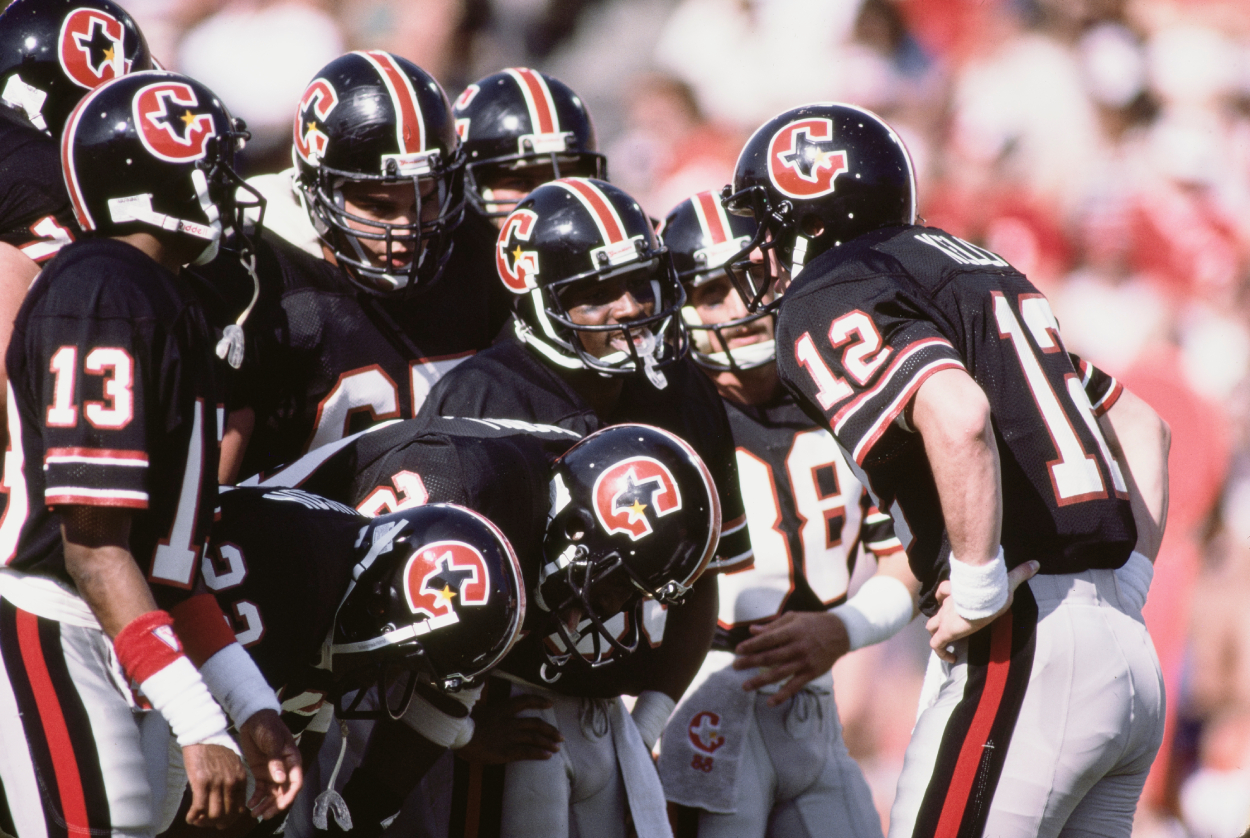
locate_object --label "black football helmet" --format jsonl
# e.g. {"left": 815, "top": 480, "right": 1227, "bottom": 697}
{"left": 537, "top": 423, "right": 719, "bottom": 671}
{"left": 61, "top": 71, "right": 258, "bottom": 267}
{"left": 0, "top": 0, "right": 153, "bottom": 137}
{"left": 330, "top": 503, "right": 525, "bottom": 718}
{"left": 723, "top": 102, "right": 916, "bottom": 312}
{"left": 453, "top": 67, "right": 605, "bottom": 219}
{"left": 496, "top": 177, "right": 687, "bottom": 386}
{"left": 663, "top": 190, "right": 775, "bottom": 372}
{"left": 293, "top": 50, "right": 465, "bottom": 295}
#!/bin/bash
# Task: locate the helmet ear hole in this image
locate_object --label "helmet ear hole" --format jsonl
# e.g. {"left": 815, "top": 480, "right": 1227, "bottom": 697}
{"left": 800, "top": 215, "right": 826, "bottom": 237}
{"left": 564, "top": 508, "right": 594, "bottom": 542}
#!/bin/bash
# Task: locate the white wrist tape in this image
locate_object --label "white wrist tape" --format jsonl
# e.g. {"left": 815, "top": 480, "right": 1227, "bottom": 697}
{"left": 948, "top": 547, "right": 1008, "bottom": 621}
{"left": 828, "top": 575, "right": 914, "bottom": 651}
{"left": 1114, "top": 551, "right": 1153, "bottom": 612}
{"left": 199, "top": 642, "right": 281, "bottom": 727}
{"left": 141, "top": 655, "right": 232, "bottom": 747}
{"left": 630, "top": 690, "right": 676, "bottom": 751}
{"left": 401, "top": 691, "right": 475, "bottom": 749}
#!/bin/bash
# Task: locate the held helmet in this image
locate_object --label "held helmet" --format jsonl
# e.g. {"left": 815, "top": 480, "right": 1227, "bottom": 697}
{"left": 662, "top": 190, "right": 775, "bottom": 372}
{"left": 723, "top": 102, "right": 916, "bottom": 312}
{"left": 537, "top": 423, "right": 719, "bottom": 671}
{"left": 453, "top": 67, "right": 605, "bottom": 220}
{"left": 61, "top": 70, "right": 257, "bottom": 267}
{"left": 0, "top": 0, "right": 153, "bottom": 136}
{"left": 293, "top": 50, "right": 465, "bottom": 295}
{"left": 496, "top": 177, "right": 687, "bottom": 387}
{"left": 331, "top": 503, "right": 525, "bottom": 719}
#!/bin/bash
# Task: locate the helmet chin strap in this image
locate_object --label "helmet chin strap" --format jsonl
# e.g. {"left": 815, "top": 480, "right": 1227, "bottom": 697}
{"left": 790, "top": 233, "right": 809, "bottom": 279}
{"left": 190, "top": 169, "right": 223, "bottom": 266}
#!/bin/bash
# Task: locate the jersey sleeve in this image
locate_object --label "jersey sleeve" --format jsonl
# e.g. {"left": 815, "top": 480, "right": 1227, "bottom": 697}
{"left": 780, "top": 283, "right": 966, "bottom": 468}
{"left": 1069, "top": 352, "right": 1123, "bottom": 417}
{"left": 858, "top": 493, "right": 904, "bottom": 561}
{"left": 29, "top": 299, "right": 155, "bottom": 510}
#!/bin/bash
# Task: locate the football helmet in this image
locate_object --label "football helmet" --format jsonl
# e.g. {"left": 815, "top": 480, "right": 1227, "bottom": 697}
{"left": 61, "top": 71, "right": 258, "bottom": 267}
{"left": 663, "top": 191, "right": 775, "bottom": 372}
{"left": 496, "top": 177, "right": 687, "bottom": 386}
{"left": 453, "top": 68, "right": 605, "bottom": 219}
{"left": 331, "top": 503, "right": 525, "bottom": 718}
{"left": 0, "top": 0, "right": 153, "bottom": 137}
{"left": 537, "top": 423, "right": 719, "bottom": 671}
{"left": 293, "top": 51, "right": 465, "bottom": 295}
{"left": 723, "top": 102, "right": 916, "bottom": 312}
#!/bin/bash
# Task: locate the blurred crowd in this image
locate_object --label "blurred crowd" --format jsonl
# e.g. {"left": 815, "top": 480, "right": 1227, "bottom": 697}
{"left": 105, "top": 0, "right": 1250, "bottom": 834}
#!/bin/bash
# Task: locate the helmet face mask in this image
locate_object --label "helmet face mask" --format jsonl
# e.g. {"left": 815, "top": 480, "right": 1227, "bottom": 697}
{"left": 724, "top": 102, "right": 917, "bottom": 313}
{"left": 455, "top": 68, "right": 606, "bottom": 221}
{"left": 293, "top": 51, "right": 466, "bottom": 296}
{"left": 534, "top": 424, "right": 720, "bottom": 673}
{"left": 330, "top": 504, "right": 525, "bottom": 716}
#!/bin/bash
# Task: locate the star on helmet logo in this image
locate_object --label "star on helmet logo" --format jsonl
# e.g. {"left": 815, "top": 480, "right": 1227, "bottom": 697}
{"left": 73, "top": 19, "right": 122, "bottom": 78}
{"left": 613, "top": 471, "right": 664, "bottom": 526}
{"left": 777, "top": 127, "right": 847, "bottom": 184}
{"left": 147, "top": 102, "right": 213, "bottom": 147}
{"left": 422, "top": 554, "right": 478, "bottom": 609}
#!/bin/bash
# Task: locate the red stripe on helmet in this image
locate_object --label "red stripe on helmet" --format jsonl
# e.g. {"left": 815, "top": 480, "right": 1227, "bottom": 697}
{"left": 358, "top": 50, "right": 425, "bottom": 154}
{"left": 693, "top": 190, "right": 729, "bottom": 245}
{"left": 507, "top": 68, "right": 557, "bottom": 135}
{"left": 559, "top": 178, "right": 624, "bottom": 243}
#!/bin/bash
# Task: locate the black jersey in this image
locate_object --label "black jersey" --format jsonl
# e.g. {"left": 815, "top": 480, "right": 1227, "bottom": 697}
{"left": 0, "top": 106, "right": 80, "bottom": 262}
{"left": 194, "top": 230, "right": 507, "bottom": 480}
{"left": 774, "top": 225, "right": 1136, "bottom": 612}
{"left": 418, "top": 333, "right": 753, "bottom": 570}
{"left": 205, "top": 486, "right": 364, "bottom": 734}
{"left": 2, "top": 239, "right": 220, "bottom": 608}
{"left": 444, "top": 205, "right": 516, "bottom": 340}
{"left": 713, "top": 390, "right": 902, "bottom": 651}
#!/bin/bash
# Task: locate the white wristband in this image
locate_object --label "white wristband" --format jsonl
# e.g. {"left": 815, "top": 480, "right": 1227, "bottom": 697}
{"left": 1114, "top": 551, "right": 1153, "bottom": 612}
{"left": 630, "top": 690, "right": 676, "bottom": 751}
{"left": 141, "top": 655, "right": 232, "bottom": 747}
{"left": 948, "top": 547, "right": 1008, "bottom": 621}
{"left": 401, "top": 691, "right": 475, "bottom": 749}
{"left": 199, "top": 642, "right": 281, "bottom": 727}
{"left": 828, "top": 575, "right": 914, "bottom": 651}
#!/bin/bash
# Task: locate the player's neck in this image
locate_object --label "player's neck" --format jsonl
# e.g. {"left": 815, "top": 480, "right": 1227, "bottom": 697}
{"left": 564, "top": 368, "right": 624, "bottom": 419}
{"left": 111, "top": 231, "right": 194, "bottom": 274}
{"left": 713, "top": 362, "right": 781, "bottom": 407}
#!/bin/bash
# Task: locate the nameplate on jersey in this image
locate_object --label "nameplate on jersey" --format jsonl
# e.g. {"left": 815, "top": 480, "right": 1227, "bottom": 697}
{"left": 913, "top": 233, "right": 1009, "bottom": 268}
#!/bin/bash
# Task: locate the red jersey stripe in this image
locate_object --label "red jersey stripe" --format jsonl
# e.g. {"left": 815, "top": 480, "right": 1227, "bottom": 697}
{"left": 45, "top": 447, "right": 149, "bottom": 463}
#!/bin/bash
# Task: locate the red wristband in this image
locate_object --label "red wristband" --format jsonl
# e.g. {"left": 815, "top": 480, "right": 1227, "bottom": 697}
{"left": 113, "top": 610, "right": 184, "bottom": 685}
{"left": 170, "top": 594, "right": 236, "bottom": 666}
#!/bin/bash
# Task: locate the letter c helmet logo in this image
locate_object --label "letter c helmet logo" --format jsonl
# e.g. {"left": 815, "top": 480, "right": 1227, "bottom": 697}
{"left": 132, "top": 81, "right": 218, "bottom": 163}
{"left": 592, "top": 456, "right": 682, "bottom": 541}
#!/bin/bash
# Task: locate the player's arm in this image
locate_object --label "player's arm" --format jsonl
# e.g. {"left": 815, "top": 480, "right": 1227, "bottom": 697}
{"left": 219, "top": 406, "right": 255, "bottom": 484}
{"left": 61, "top": 506, "right": 248, "bottom": 829}
{"left": 1097, "top": 385, "right": 1170, "bottom": 561}
{"left": 910, "top": 368, "right": 1038, "bottom": 662}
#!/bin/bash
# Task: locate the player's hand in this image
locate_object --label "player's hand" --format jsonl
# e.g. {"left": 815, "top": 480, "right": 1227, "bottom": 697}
{"left": 238, "top": 709, "right": 303, "bottom": 821}
{"left": 927, "top": 561, "right": 1039, "bottom": 663}
{"left": 456, "top": 694, "right": 562, "bottom": 764}
{"left": 733, "top": 611, "right": 850, "bottom": 707}
{"left": 183, "top": 741, "right": 248, "bottom": 829}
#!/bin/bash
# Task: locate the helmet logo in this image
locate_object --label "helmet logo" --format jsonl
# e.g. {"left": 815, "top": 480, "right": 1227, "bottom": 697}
{"left": 497, "top": 208, "right": 540, "bottom": 293}
{"left": 688, "top": 711, "right": 725, "bottom": 753}
{"left": 403, "top": 540, "right": 491, "bottom": 625}
{"left": 133, "top": 82, "right": 217, "bottom": 163}
{"left": 767, "top": 118, "right": 849, "bottom": 199}
{"left": 59, "top": 8, "right": 128, "bottom": 91}
{"left": 294, "top": 77, "right": 339, "bottom": 165}
{"left": 592, "top": 457, "right": 682, "bottom": 541}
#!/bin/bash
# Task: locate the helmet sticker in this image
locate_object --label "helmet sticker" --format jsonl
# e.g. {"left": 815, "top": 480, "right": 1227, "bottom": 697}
{"left": 592, "top": 456, "right": 683, "bottom": 541}
{"left": 294, "top": 77, "right": 339, "bottom": 165}
{"left": 403, "top": 540, "right": 491, "bottom": 625}
{"left": 767, "top": 117, "right": 849, "bottom": 200}
{"left": 132, "top": 81, "right": 218, "bottom": 163}
{"left": 58, "top": 8, "right": 127, "bottom": 90}
{"left": 497, "top": 208, "right": 540, "bottom": 293}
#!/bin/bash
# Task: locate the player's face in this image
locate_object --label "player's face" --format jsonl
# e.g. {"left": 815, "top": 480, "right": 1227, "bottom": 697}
{"left": 557, "top": 268, "right": 658, "bottom": 359}
{"left": 337, "top": 179, "right": 441, "bottom": 280}
{"left": 477, "top": 158, "right": 598, "bottom": 227}
{"left": 687, "top": 270, "right": 775, "bottom": 353}
{"left": 552, "top": 566, "right": 639, "bottom": 633}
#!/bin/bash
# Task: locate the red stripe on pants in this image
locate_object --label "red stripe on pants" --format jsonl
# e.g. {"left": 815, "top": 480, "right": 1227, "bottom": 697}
{"left": 16, "top": 609, "right": 92, "bottom": 835}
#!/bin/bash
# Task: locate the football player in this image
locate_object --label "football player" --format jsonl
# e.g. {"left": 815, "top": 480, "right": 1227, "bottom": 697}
{"left": 0, "top": 0, "right": 154, "bottom": 443}
{"left": 654, "top": 191, "right": 915, "bottom": 838}
{"left": 194, "top": 488, "right": 526, "bottom": 837}
{"left": 0, "top": 71, "right": 301, "bottom": 838}
{"left": 722, "top": 103, "right": 1171, "bottom": 837}
{"left": 415, "top": 177, "right": 749, "bottom": 838}
{"left": 202, "top": 51, "right": 507, "bottom": 483}
{"left": 251, "top": 419, "right": 719, "bottom": 838}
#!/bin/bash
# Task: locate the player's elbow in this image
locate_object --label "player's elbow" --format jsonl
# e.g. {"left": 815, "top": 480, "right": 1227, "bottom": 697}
{"left": 912, "top": 369, "right": 993, "bottom": 454}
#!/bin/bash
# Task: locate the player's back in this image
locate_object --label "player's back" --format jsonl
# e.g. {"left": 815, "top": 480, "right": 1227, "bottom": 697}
{"left": 777, "top": 224, "right": 1136, "bottom": 583}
